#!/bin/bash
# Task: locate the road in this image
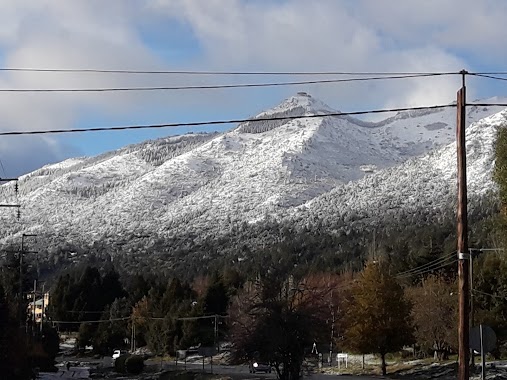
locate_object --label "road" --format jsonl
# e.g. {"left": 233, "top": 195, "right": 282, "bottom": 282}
{"left": 42, "top": 354, "right": 382, "bottom": 380}
{"left": 163, "top": 361, "right": 382, "bottom": 380}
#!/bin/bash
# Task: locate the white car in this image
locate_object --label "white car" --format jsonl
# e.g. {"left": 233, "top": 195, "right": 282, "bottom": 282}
{"left": 112, "top": 350, "right": 127, "bottom": 360}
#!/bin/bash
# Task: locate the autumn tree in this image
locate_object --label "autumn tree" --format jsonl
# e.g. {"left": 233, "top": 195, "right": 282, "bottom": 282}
{"left": 344, "top": 261, "right": 414, "bottom": 375}
{"left": 408, "top": 275, "right": 457, "bottom": 359}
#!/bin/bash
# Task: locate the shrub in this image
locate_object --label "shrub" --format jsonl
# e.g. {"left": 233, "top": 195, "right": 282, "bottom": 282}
{"left": 125, "top": 355, "right": 145, "bottom": 374}
{"left": 114, "top": 354, "right": 129, "bottom": 373}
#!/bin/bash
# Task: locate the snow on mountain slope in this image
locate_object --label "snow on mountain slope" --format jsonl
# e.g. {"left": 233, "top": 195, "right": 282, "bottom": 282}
{"left": 294, "top": 108, "right": 507, "bottom": 230}
{"left": 0, "top": 93, "right": 505, "bottom": 252}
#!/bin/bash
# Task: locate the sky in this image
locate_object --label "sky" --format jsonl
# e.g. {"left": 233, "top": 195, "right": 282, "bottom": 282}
{"left": 1, "top": 0, "right": 507, "bottom": 176}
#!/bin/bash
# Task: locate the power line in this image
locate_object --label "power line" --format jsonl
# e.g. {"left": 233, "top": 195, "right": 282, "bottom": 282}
{"left": 176, "top": 314, "right": 228, "bottom": 321}
{"left": 0, "top": 104, "right": 455, "bottom": 136}
{"left": 396, "top": 256, "right": 458, "bottom": 279}
{"left": 395, "top": 252, "right": 457, "bottom": 277}
{"left": 472, "top": 72, "right": 507, "bottom": 75}
{"left": 51, "top": 317, "right": 130, "bottom": 324}
{"left": 466, "top": 102, "right": 507, "bottom": 107}
{"left": 396, "top": 259, "right": 458, "bottom": 279}
{"left": 472, "top": 289, "right": 507, "bottom": 300}
{"left": 63, "top": 310, "right": 106, "bottom": 314}
{"left": 0, "top": 67, "right": 461, "bottom": 76}
{"left": 0, "top": 73, "right": 451, "bottom": 93}
{"left": 51, "top": 314, "right": 229, "bottom": 324}
{"left": 469, "top": 73, "right": 507, "bottom": 82}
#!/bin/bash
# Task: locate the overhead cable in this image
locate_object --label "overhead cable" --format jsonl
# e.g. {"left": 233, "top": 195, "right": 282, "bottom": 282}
{"left": 466, "top": 102, "right": 507, "bottom": 107}
{"left": 395, "top": 252, "right": 456, "bottom": 277}
{"left": 0, "top": 73, "right": 451, "bottom": 93}
{"left": 469, "top": 73, "right": 507, "bottom": 82}
{"left": 0, "top": 67, "right": 461, "bottom": 76}
{"left": 472, "top": 289, "right": 507, "bottom": 299}
{"left": 396, "top": 256, "right": 457, "bottom": 279}
{"left": 471, "top": 72, "right": 507, "bottom": 75}
{"left": 0, "top": 104, "right": 455, "bottom": 136}
{"left": 50, "top": 317, "right": 130, "bottom": 324}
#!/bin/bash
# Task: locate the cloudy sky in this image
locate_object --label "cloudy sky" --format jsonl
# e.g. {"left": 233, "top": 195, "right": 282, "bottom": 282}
{"left": 1, "top": 0, "right": 507, "bottom": 176}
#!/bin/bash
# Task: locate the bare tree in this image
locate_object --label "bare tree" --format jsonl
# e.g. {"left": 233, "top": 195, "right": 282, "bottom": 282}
{"left": 228, "top": 272, "right": 331, "bottom": 380}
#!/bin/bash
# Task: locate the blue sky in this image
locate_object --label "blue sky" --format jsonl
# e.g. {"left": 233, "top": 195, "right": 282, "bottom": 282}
{"left": 1, "top": 0, "right": 507, "bottom": 176}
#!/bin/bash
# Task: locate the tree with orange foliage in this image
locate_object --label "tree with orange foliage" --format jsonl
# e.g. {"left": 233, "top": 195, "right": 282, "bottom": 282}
{"left": 344, "top": 261, "right": 414, "bottom": 375}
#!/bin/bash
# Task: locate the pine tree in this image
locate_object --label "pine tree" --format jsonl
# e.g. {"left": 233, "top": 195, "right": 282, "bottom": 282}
{"left": 494, "top": 127, "right": 507, "bottom": 211}
{"left": 0, "top": 284, "right": 31, "bottom": 379}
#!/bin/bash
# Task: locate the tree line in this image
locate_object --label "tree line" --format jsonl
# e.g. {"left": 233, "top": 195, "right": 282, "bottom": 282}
{"left": 2, "top": 123, "right": 507, "bottom": 380}
{"left": 3, "top": 215, "right": 507, "bottom": 380}
{"left": 32, "top": 246, "right": 507, "bottom": 380}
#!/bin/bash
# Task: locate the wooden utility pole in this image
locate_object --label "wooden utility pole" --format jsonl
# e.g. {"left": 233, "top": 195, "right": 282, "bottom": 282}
{"left": 32, "top": 280, "right": 37, "bottom": 335}
{"left": 40, "top": 284, "right": 45, "bottom": 332}
{"left": 19, "top": 234, "right": 37, "bottom": 326}
{"left": 0, "top": 178, "right": 20, "bottom": 219}
{"left": 457, "top": 70, "right": 470, "bottom": 380}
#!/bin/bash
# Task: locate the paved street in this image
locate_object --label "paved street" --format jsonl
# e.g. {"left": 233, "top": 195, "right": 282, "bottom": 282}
{"left": 38, "top": 366, "right": 90, "bottom": 379}
{"left": 38, "top": 353, "right": 384, "bottom": 380}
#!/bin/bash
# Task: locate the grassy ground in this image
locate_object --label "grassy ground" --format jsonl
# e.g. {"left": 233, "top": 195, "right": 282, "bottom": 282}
{"left": 318, "top": 354, "right": 455, "bottom": 377}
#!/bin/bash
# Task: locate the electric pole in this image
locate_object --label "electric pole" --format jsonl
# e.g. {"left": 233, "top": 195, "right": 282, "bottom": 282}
{"left": 457, "top": 69, "right": 470, "bottom": 380}
{"left": 0, "top": 178, "right": 20, "bottom": 218}
{"left": 32, "top": 280, "right": 37, "bottom": 336}
{"left": 470, "top": 248, "right": 476, "bottom": 369}
{"left": 214, "top": 314, "right": 219, "bottom": 353}
{"left": 19, "top": 234, "right": 37, "bottom": 326}
{"left": 40, "top": 284, "right": 45, "bottom": 333}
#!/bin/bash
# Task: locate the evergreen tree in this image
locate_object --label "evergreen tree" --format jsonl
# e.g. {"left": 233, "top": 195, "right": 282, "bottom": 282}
{"left": 494, "top": 127, "right": 507, "bottom": 211}
{"left": 203, "top": 273, "right": 229, "bottom": 315}
{"left": 0, "top": 284, "right": 31, "bottom": 380}
{"left": 93, "top": 298, "right": 130, "bottom": 355}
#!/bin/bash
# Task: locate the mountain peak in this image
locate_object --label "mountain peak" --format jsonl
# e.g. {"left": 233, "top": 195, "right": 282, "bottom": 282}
{"left": 235, "top": 93, "right": 336, "bottom": 134}
{"left": 267, "top": 92, "right": 336, "bottom": 116}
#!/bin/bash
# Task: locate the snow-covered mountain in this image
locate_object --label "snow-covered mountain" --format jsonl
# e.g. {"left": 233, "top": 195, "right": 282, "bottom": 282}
{"left": 0, "top": 92, "right": 506, "bottom": 271}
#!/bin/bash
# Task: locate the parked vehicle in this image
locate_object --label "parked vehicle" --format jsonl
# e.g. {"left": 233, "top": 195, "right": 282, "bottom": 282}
{"left": 112, "top": 349, "right": 128, "bottom": 360}
{"left": 249, "top": 360, "right": 272, "bottom": 373}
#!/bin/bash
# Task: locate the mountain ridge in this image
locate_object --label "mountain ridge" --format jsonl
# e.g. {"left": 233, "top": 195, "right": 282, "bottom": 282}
{"left": 1, "top": 93, "right": 506, "bottom": 277}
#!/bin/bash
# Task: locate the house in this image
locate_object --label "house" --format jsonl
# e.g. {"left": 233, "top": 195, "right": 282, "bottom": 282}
{"left": 27, "top": 292, "right": 50, "bottom": 323}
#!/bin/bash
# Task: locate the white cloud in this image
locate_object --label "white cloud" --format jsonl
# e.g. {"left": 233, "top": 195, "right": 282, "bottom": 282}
{"left": 150, "top": 0, "right": 469, "bottom": 108}
{"left": 0, "top": 0, "right": 506, "bottom": 174}
{"left": 352, "top": 0, "right": 507, "bottom": 60}
{"left": 0, "top": 1, "right": 167, "bottom": 175}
